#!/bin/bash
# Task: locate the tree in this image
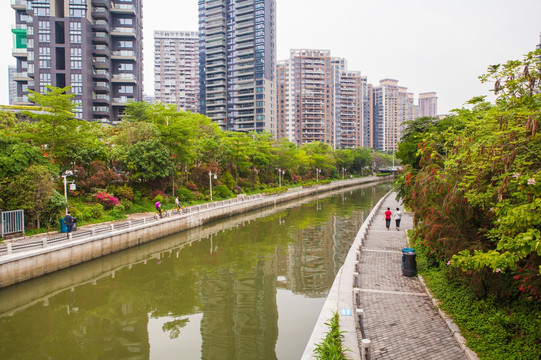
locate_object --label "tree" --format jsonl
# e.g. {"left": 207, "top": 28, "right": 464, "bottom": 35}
{"left": 23, "top": 85, "right": 77, "bottom": 164}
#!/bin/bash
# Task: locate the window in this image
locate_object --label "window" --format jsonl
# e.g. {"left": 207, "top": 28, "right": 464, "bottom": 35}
{"left": 70, "top": 48, "right": 82, "bottom": 69}
{"left": 39, "top": 47, "right": 51, "bottom": 69}
{"left": 69, "top": 22, "right": 82, "bottom": 44}
{"left": 118, "top": 18, "right": 133, "bottom": 25}
{"left": 118, "top": 40, "right": 133, "bottom": 48}
{"left": 117, "top": 63, "right": 134, "bottom": 71}
{"left": 119, "top": 85, "right": 134, "bottom": 94}
{"left": 39, "top": 73, "right": 51, "bottom": 93}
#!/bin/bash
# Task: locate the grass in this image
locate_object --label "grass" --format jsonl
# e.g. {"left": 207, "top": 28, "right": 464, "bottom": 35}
{"left": 313, "top": 313, "right": 349, "bottom": 360}
{"left": 413, "top": 243, "right": 541, "bottom": 360}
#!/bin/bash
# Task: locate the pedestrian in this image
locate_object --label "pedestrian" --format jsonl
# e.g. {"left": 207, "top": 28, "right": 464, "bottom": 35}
{"left": 65, "top": 211, "right": 74, "bottom": 239}
{"left": 393, "top": 207, "right": 402, "bottom": 231}
{"left": 384, "top": 207, "right": 392, "bottom": 230}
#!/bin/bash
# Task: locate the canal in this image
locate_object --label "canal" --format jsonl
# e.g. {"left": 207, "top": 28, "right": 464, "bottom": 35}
{"left": 0, "top": 182, "right": 391, "bottom": 360}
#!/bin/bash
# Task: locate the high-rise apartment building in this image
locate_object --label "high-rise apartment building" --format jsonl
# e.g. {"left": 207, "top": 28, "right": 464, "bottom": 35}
{"left": 361, "top": 77, "right": 373, "bottom": 148}
{"left": 277, "top": 49, "right": 364, "bottom": 149}
{"left": 8, "top": 65, "right": 17, "bottom": 104}
{"left": 198, "top": 0, "right": 277, "bottom": 133}
{"left": 10, "top": 0, "right": 143, "bottom": 124}
{"left": 418, "top": 92, "right": 438, "bottom": 118}
{"left": 154, "top": 31, "right": 199, "bottom": 113}
{"left": 277, "top": 49, "right": 334, "bottom": 146}
{"left": 372, "top": 79, "right": 416, "bottom": 152}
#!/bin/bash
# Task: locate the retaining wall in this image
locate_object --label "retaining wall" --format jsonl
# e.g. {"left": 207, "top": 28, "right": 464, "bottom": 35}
{"left": 0, "top": 176, "right": 389, "bottom": 288}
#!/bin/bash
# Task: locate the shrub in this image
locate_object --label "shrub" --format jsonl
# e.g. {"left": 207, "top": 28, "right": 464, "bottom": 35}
{"left": 120, "top": 198, "right": 132, "bottom": 211}
{"left": 152, "top": 194, "right": 164, "bottom": 204}
{"left": 185, "top": 181, "right": 198, "bottom": 192}
{"left": 221, "top": 171, "right": 235, "bottom": 190}
{"left": 114, "top": 185, "right": 134, "bottom": 201}
{"left": 233, "top": 185, "right": 242, "bottom": 194}
{"left": 176, "top": 188, "right": 195, "bottom": 202}
{"left": 94, "top": 192, "right": 120, "bottom": 210}
{"left": 213, "top": 184, "right": 232, "bottom": 199}
{"left": 109, "top": 204, "right": 126, "bottom": 219}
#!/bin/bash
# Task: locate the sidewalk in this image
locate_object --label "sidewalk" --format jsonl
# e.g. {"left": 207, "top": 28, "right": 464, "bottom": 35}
{"left": 357, "top": 195, "right": 469, "bottom": 359}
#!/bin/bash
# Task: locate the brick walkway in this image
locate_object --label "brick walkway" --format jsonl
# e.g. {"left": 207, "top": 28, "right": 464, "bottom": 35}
{"left": 357, "top": 195, "right": 468, "bottom": 360}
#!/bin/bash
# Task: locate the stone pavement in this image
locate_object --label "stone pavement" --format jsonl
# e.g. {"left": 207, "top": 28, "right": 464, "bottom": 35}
{"left": 357, "top": 194, "right": 468, "bottom": 360}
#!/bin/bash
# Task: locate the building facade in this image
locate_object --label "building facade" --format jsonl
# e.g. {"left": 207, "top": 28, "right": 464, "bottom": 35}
{"left": 10, "top": 0, "right": 143, "bottom": 124}
{"left": 198, "top": 0, "right": 277, "bottom": 133}
{"left": 154, "top": 31, "right": 199, "bottom": 113}
{"left": 8, "top": 66, "right": 17, "bottom": 105}
{"left": 372, "top": 79, "right": 416, "bottom": 152}
{"left": 277, "top": 49, "right": 364, "bottom": 149}
{"left": 418, "top": 92, "right": 438, "bottom": 118}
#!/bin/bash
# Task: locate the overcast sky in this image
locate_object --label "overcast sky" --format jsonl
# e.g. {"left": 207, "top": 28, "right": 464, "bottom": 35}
{"left": 0, "top": 0, "right": 539, "bottom": 114}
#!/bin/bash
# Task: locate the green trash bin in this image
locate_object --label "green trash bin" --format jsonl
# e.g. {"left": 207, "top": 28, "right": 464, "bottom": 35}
{"left": 60, "top": 218, "right": 67, "bottom": 233}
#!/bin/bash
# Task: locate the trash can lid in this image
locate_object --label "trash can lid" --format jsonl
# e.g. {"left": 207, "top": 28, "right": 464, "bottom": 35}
{"left": 402, "top": 247, "right": 415, "bottom": 253}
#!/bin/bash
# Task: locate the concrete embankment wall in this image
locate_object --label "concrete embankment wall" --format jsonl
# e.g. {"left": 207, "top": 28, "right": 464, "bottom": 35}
{"left": 0, "top": 176, "right": 389, "bottom": 289}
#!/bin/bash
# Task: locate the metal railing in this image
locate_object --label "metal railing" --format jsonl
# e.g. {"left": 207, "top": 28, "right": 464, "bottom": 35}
{"left": 0, "top": 194, "right": 263, "bottom": 257}
{"left": 1, "top": 210, "right": 25, "bottom": 237}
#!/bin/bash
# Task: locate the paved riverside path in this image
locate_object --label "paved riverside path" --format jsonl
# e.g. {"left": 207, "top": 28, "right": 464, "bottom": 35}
{"left": 357, "top": 194, "right": 468, "bottom": 360}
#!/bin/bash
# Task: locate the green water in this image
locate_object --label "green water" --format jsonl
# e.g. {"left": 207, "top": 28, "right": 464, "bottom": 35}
{"left": 0, "top": 183, "right": 391, "bottom": 360}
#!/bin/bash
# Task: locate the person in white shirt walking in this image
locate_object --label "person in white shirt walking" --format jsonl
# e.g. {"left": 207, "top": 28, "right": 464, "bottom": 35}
{"left": 393, "top": 207, "right": 402, "bottom": 231}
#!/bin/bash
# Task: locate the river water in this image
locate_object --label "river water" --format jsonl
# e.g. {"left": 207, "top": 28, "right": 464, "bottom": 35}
{"left": 0, "top": 182, "right": 391, "bottom": 360}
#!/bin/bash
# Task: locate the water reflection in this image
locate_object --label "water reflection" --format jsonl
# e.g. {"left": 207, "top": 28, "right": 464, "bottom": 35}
{"left": 0, "top": 183, "right": 391, "bottom": 360}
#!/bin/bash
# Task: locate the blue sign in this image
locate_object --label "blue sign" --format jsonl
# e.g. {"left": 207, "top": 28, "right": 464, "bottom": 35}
{"left": 340, "top": 308, "right": 352, "bottom": 316}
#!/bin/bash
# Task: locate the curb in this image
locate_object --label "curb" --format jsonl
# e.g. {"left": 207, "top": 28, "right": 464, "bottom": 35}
{"left": 418, "top": 275, "right": 480, "bottom": 360}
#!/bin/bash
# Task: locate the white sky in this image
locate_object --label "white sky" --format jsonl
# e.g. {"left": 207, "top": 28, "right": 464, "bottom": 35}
{"left": 0, "top": 0, "right": 539, "bottom": 114}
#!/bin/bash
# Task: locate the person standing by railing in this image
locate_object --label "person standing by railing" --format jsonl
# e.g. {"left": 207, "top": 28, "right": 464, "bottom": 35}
{"left": 65, "top": 211, "right": 74, "bottom": 239}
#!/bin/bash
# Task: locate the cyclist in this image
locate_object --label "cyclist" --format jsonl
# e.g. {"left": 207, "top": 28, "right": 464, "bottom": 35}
{"left": 175, "top": 196, "right": 181, "bottom": 210}
{"left": 155, "top": 201, "right": 163, "bottom": 218}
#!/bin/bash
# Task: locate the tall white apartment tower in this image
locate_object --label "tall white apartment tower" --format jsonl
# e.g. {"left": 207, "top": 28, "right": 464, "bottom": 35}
{"left": 198, "top": 0, "right": 277, "bottom": 133}
{"left": 154, "top": 31, "right": 199, "bottom": 113}
{"left": 418, "top": 92, "right": 438, "bottom": 118}
{"left": 373, "top": 79, "right": 415, "bottom": 152}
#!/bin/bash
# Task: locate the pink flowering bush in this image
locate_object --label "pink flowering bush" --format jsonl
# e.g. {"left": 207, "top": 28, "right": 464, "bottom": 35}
{"left": 94, "top": 192, "right": 120, "bottom": 210}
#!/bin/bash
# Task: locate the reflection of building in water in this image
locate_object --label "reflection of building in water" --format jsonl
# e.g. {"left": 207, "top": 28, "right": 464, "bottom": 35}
{"left": 283, "top": 211, "right": 365, "bottom": 297}
{"left": 200, "top": 259, "right": 278, "bottom": 360}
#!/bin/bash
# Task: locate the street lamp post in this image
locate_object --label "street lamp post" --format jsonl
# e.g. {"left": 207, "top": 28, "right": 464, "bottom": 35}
{"left": 276, "top": 168, "right": 285, "bottom": 187}
{"left": 316, "top": 168, "right": 321, "bottom": 183}
{"left": 209, "top": 171, "right": 217, "bottom": 201}
{"left": 61, "top": 170, "right": 75, "bottom": 215}
{"left": 342, "top": 167, "right": 345, "bottom": 180}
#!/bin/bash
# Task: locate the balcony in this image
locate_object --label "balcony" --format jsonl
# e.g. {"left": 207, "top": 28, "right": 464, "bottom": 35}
{"left": 93, "top": 69, "right": 110, "bottom": 79}
{"left": 12, "top": 48, "right": 28, "bottom": 57}
{"left": 92, "top": 45, "right": 109, "bottom": 55}
{"left": 11, "top": 0, "right": 26, "bottom": 10}
{"left": 111, "top": 50, "right": 136, "bottom": 60}
{"left": 93, "top": 94, "right": 111, "bottom": 103}
{"left": 12, "top": 96, "right": 31, "bottom": 105}
{"left": 111, "top": 4, "right": 136, "bottom": 14}
{"left": 91, "top": 0, "right": 109, "bottom": 7}
{"left": 93, "top": 81, "right": 110, "bottom": 91}
{"left": 13, "top": 71, "right": 31, "bottom": 81}
{"left": 92, "top": 57, "right": 109, "bottom": 69}
{"left": 92, "top": 32, "right": 110, "bottom": 44}
{"left": 111, "top": 74, "right": 137, "bottom": 83}
{"left": 111, "top": 27, "right": 136, "bottom": 37}
{"left": 92, "top": 7, "right": 108, "bottom": 19}
{"left": 112, "top": 96, "right": 134, "bottom": 106}
{"left": 92, "top": 106, "right": 110, "bottom": 114}
{"left": 92, "top": 20, "right": 110, "bottom": 32}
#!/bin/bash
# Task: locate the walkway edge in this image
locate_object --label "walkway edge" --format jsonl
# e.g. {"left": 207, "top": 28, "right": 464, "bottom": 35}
{"left": 301, "top": 190, "right": 393, "bottom": 360}
{"left": 418, "top": 275, "right": 480, "bottom": 360}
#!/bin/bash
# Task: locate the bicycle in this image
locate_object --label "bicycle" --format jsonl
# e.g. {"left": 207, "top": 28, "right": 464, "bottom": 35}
{"left": 154, "top": 208, "right": 167, "bottom": 220}
{"left": 171, "top": 205, "right": 188, "bottom": 215}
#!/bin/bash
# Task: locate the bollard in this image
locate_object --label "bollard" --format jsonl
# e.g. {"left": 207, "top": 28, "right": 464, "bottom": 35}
{"left": 92, "top": 228, "right": 96, "bottom": 236}
{"left": 128, "top": 221, "right": 132, "bottom": 227}
{"left": 143, "top": 218, "right": 146, "bottom": 223}
{"left": 356, "top": 308, "right": 364, "bottom": 328}
{"left": 354, "top": 289, "right": 361, "bottom": 307}
{"left": 68, "top": 233, "right": 72, "bottom": 240}
{"left": 42, "top": 238, "right": 48, "bottom": 247}
{"left": 353, "top": 272, "right": 359, "bottom": 287}
{"left": 110, "top": 224, "right": 114, "bottom": 232}
{"left": 361, "top": 339, "right": 371, "bottom": 360}
{"left": 7, "top": 243, "right": 12, "bottom": 255}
